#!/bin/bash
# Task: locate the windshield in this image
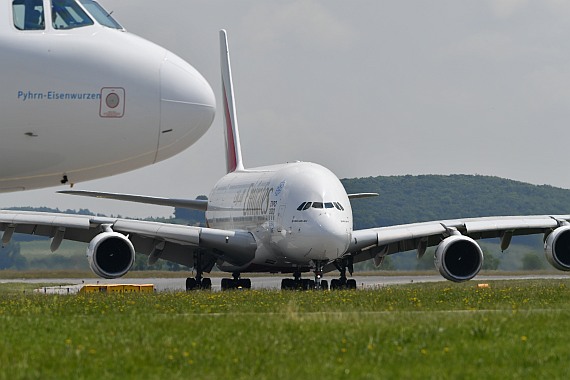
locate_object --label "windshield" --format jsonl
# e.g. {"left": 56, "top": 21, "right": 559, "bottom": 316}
{"left": 12, "top": 0, "right": 45, "bottom": 31}
{"left": 79, "top": 0, "right": 122, "bottom": 29}
{"left": 51, "top": 0, "right": 93, "bottom": 29}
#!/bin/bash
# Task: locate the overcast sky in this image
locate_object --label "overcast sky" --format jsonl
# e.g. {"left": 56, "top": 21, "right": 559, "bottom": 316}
{"left": 3, "top": 0, "right": 570, "bottom": 218}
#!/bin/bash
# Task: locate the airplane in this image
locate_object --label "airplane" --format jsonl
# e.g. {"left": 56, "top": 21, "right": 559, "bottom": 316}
{"left": 0, "top": 0, "right": 215, "bottom": 192}
{"left": 2, "top": 29, "right": 570, "bottom": 291}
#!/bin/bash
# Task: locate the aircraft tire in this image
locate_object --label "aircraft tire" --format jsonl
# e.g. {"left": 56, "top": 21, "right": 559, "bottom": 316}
{"left": 237, "top": 278, "right": 251, "bottom": 289}
{"left": 201, "top": 278, "right": 212, "bottom": 290}
{"left": 186, "top": 278, "right": 197, "bottom": 291}
{"left": 221, "top": 278, "right": 234, "bottom": 291}
{"left": 301, "top": 279, "right": 311, "bottom": 290}
{"left": 331, "top": 279, "right": 341, "bottom": 290}
{"left": 281, "top": 279, "right": 295, "bottom": 290}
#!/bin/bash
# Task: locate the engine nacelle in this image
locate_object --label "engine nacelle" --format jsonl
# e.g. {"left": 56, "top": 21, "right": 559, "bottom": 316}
{"left": 434, "top": 235, "right": 483, "bottom": 282}
{"left": 544, "top": 226, "right": 570, "bottom": 271}
{"left": 87, "top": 232, "right": 135, "bottom": 279}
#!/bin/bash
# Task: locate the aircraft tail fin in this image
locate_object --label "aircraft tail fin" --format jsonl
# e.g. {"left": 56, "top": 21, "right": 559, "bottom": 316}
{"left": 220, "top": 29, "right": 244, "bottom": 173}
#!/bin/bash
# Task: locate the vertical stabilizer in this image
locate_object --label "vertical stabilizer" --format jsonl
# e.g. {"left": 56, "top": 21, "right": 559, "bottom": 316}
{"left": 220, "top": 29, "right": 244, "bottom": 173}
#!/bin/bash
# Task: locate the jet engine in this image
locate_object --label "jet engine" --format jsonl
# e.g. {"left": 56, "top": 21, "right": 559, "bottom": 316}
{"left": 544, "top": 226, "right": 570, "bottom": 271}
{"left": 87, "top": 232, "right": 135, "bottom": 279}
{"left": 434, "top": 235, "right": 484, "bottom": 282}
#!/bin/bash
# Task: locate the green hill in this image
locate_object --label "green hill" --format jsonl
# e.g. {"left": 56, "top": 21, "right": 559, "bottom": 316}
{"left": 342, "top": 174, "right": 570, "bottom": 229}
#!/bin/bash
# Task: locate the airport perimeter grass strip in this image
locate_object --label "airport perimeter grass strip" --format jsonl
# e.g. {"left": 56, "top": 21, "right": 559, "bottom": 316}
{"left": 0, "top": 280, "right": 569, "bottom": 379}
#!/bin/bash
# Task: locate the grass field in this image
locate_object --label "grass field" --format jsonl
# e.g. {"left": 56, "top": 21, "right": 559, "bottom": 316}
{"left": 0, "top": 280, "right": 569, "bottom": 379}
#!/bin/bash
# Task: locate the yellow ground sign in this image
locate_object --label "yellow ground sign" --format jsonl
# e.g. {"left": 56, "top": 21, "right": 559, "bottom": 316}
{"left": 80, "top": 284, "right": 155, "bottom": 293}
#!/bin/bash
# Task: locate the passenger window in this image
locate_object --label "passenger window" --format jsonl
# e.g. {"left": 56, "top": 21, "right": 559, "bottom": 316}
{"left": 13, "top": 0, "right": 45, "bottom": 30}
{"left": 51, "top": 0, "right": 93, "bottom": 29}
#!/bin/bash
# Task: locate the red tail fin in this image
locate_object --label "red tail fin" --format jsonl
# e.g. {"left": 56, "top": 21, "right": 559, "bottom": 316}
{"left": 220, "top": 30, "right": 244, "bottom": 173}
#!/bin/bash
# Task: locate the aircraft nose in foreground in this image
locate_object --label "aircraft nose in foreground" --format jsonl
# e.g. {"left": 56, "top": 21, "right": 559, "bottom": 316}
{"left": 156, "top": 52, "right": 216, "bottom": 161}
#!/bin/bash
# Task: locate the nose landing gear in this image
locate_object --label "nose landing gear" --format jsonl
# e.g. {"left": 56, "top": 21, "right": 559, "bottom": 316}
{"left": 221, "top": 272, "right": 252, "bottom": 290}
{"left": 280, "top": 262, "right": 330, "bottom": 290}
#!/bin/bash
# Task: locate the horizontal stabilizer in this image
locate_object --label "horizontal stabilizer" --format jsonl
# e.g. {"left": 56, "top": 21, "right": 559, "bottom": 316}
{"left": 59, "top": 190, "right": 208, "bottom": 211}
{"left": 348, "top": 193, "right": 379, "bottom": 200}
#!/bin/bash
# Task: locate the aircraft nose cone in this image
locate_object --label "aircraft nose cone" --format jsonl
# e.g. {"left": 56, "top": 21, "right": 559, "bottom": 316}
{"left": 304, "top": 213, "right": 351, "bottom": 260}
{"left": 157, "top": 52, "right": 216, "bottom": 161}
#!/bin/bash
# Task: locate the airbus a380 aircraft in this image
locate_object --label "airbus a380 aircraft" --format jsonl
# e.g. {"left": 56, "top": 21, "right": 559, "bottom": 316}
{"left": 0, "top": 0, "right": 215, "bottom": 192}
{"left": 2, "top": 30, "right": 570, "bottom": 291}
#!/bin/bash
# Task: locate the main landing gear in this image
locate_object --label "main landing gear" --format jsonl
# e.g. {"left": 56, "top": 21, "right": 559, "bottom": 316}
{"left": 221, "top": 272, "right": 252, "bottom": 291}
{"left": 185, "top": 275, "right": 212, "bottom": 291}
{"left": 185, "top": 251, "right": 214, "bottom": 291}
{"left": 330, "top": 257, "right": 357, "bottom": 290}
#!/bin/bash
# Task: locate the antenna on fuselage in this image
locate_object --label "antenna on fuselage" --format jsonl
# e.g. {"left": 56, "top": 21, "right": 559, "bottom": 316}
{"left": 220, "top": 29, "right": 244, "bottom": 173}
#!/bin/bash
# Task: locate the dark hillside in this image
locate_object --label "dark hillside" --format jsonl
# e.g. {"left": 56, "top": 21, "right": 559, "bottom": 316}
{"left": 342, "top": 174, "right": 570, "bottom": 230}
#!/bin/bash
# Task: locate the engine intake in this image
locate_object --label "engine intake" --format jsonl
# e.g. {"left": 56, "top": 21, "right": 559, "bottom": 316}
{"left": 545, "top": 226, "right": 570, "bottom": 271}
{"left": 87, "top": 232, "right": 135, "bottom": 279}
{"left": 434, "top": 235, "right": 483, "bottom": 282}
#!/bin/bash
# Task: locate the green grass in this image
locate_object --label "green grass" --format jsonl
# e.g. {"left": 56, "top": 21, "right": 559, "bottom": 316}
{"left": 0, "top": 280, "right": 569, "bottom": 379}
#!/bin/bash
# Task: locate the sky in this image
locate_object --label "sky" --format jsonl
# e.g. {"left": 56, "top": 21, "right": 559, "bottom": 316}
{"left": 3, "top": 0, "right": 570, "bottom": 218}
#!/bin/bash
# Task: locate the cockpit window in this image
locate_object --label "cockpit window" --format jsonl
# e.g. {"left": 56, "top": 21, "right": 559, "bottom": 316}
{"left": 79, "top": 0, "right": 123, "bottom": 29}
{"left": 297, "top": 201, "right": 345, "bottom": 211}
{"left": 51, "top": 0, "right": 94, "bottom": 29}
{"left": 13, "top": 0, "right": 45, "bottom": 30}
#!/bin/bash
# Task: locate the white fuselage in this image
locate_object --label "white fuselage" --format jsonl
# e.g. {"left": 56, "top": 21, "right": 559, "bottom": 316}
{"left": 206, "top": 162, "right": 353, "bottom": 272}
{"left": 0, "top": 1, "right": 215, "bottom": 192}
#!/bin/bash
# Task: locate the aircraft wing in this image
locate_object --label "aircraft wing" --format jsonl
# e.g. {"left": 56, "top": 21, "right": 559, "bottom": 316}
{"left": 347, "top": 193, "right": 379, "bottom": 200}
{"left": 0, "top": 210, "right": 256, "bottom": 269}
{"left": 347, "top": 214, "right": 569, "bottom": 266}
{"left": 58, "top": 190, "right": 209, "bottom": 211}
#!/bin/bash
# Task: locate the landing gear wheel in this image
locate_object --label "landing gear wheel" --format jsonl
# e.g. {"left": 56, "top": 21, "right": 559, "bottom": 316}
{"left": 331, "top": 278, "right": 341, "bottom": 290}
{"left": 201, "top": 278, "right": 212, "bottom": 290}
{"left": 186, "top": 278, "right": 197, "bottom": 291}
{"left": 237, "top": 278, "right": 251, "bottom": 289}
{"left": 320, "top": 280, "right": 329, "bottom": 290}
{"left": 221, "top": 274, "right": 251, "bottom": 290}
{"left": 221, "top": 278, "right": 233, "bottom": 291}
{"left": 281, "top": 278, "right": 295, "bottom": 290}
{"left": 186, "top": 277, "right": 212, "bottom": 291}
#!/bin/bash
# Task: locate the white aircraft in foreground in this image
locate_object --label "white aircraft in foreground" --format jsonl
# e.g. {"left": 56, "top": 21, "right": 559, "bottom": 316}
{"left": 0, "top": 0, "right": 215, "bottom": 192}
{"left": 2, "top": 30, "right": 570, "bottom": 290}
